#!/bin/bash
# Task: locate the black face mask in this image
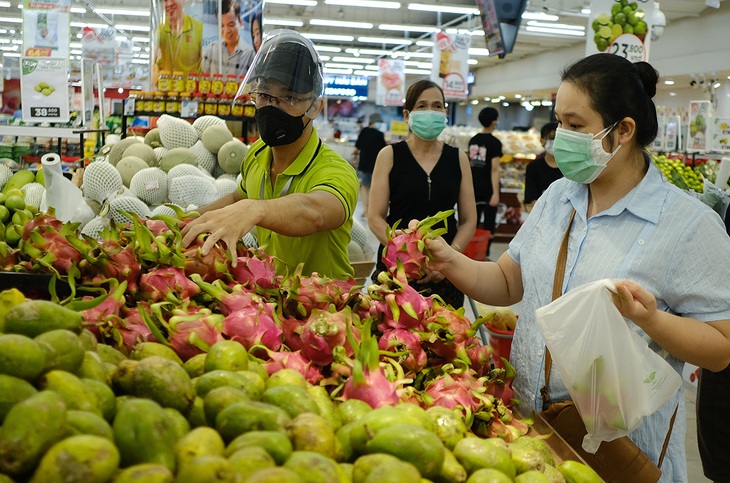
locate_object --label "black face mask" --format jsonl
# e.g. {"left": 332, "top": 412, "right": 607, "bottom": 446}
{"left": 255, "top": 106, "right": 311, "bottom": 147}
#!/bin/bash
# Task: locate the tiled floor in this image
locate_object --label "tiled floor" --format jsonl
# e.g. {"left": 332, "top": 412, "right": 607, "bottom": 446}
{"left": 354, "top": 200, "right": 709, "bottom": 481}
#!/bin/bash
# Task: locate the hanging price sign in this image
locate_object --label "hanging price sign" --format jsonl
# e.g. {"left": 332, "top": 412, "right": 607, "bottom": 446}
{"left": 20, "top": 57, "right": 70, "bottom": 122}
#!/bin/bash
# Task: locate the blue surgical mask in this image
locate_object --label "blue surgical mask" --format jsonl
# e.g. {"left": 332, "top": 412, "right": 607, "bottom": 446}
{"left": 408, "top": 110, "right": 446, "bottom": 141}
{"left": 553, "top": 123, "right": 621, "bottom": 184}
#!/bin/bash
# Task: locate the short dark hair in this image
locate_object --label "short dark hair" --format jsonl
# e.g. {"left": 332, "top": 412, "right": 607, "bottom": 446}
{"left": 478, "top": 107, "right": 498, "bottom": 127}
{"left": 561, "top": 53, "right": 658, "bottom": 147}
{"left": 541, "top": 122, "right": 558, "bottom": 140}
{"left": 221, "top": 0, "right": 241, "bottom": 18}
{"left": 404, "top": 80, "right": 444, "bottom": 112}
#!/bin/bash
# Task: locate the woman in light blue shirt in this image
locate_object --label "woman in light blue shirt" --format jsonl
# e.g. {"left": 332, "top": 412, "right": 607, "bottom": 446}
{"left": 419, "top": 53, "right": 730, "bottom": 482}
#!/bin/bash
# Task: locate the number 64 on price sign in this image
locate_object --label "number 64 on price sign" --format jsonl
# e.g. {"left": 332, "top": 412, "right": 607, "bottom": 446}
{"left": 20, "top": 57, "right": 70, "bottom": 123}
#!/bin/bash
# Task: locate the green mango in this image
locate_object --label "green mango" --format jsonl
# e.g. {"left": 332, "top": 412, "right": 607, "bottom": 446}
{"left": 510, "top": 443, "right": 548, "bottom": 474}
{"left": 82, "top": 378, "right": 116, "bottom": 422}
{"left": 511, "top": 437, "right": 555, "bottom": 467}
{"left": 227, "top": 446, "right": 276, "bottom": 481}
{"left": 364, "top": 423, "right": 445, "bottom": 480}
{"left": 394, "top": 403, "right": 435, "bottom": 433}
{"left": 307, "top": 385, "right": 341, "bottom": 431}
{"left": 262, "top": 384, "right": 321, "bottom": 418}
{"left": 175, "top": 426, "right": 225, "bottom": 468}
{"left": 235, "top": 370, "right": 266, "bottom": 400}
{"left": 96, "top": 344, "right": 127, "bottom": 365}
{"left": 348, "top": 406, "right": 423, "bottom": 455}
{"left": 246, "top": 360, "right": 270, "bottom": 383}
{"left": 284, "top": 451, "right": 341, "bottom": 483}
{"left": 557, "top": 461, "right": 601, "bottom": 483}
{"left": 165, "top": 407, "right": 191, "bottom": 440}
{"left": 112, "top": 359, "right": 139, "bottom": 395}
{"left": 205, "top": 340, "right": 248, "bottom": 372}
{"left": 352, "top": 453, "right": 402, "bottom": 483}
{"left": 266, "top": 368, "right": 308, "bottom": 389}
{"left": 3, "top": 300, "right": 82, "bottom": 337}
{"left": 0, "top": 390, "right": 67, "bottom": 477}
{"left": 78, "top": 351, "right": 111, "bottom": 384}
{"left": 288, "top": 412, "right": 337, "bottom": 459}
{"left": 362, "top": 459, "right": 421, "bottom": 483}
{"left": 132, "top": 356, "right": 195, "bottom": 415}
{"left": 113, "top": 398, "right": 180, "bottom": 471}
{"left": 35, "top": 329, "right": 86, "bottom": 374}
{"left": 515, "top": 470, "right": 551, "bottom": 483}
{"left": 78, "top": 328, "right": 98, "bottom": 351}
{"left": 184, "top": 353, "right": 207, "bottom": 378}
{"left": 40, "top": 370, "right": 100, "bottom": 415}
{"left": 453, "top": 438, "right": 516, "bottom": 479}
{"left": 204, "top": 386, "right": 250, "bottom": 426}
{"left": 426, "top": 406, "right": 469, "bottom": 450}
{"left": 187, "top": 396, "right": 208, "bottom": 428}
{"left": 112, "top": 463, "right": 174, "bottom": 483}
{"left": 66, "top": 410, "right": 114, "bottom": 440}
{"left": 439, "top": 448, "right": 468, "bottom": 483}
{"left": 0, "top": 333, "right": 46, "bottom": 381}
{"left": 29, "top": 435, "right": 119, "bottom": 483}
{"left": 129, "top": 342, "right": 183, "bottom": 365}
{"left": 335, "top": 422, "right": 357, "bottom": 463}
{"left": 195, "top": 370, "right": 256, "bottom": 398}
{"left": 245, "top": 467, "right": 303, "bottom": 483}
{"left": 176, "top": 455, "right": 236, "bottom": 483}
{"left": 466, "top": 468, "right": 513, "bottom": 483}
{"left": 225, "top": 430, "right": 293, "bottom": 465}
{"left": 0, "top": 373, "right": 37, "bottom": 423}
{"left": 215, "top": 401, "right": 292, "bottom": 443}
{"left": 335, "top": 399, "right": 372, "bottom": 426}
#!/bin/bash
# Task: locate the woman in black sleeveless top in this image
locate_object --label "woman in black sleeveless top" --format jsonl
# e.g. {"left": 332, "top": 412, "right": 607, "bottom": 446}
{"left": 367, "top": 80, "right": 477, "bottom": 308}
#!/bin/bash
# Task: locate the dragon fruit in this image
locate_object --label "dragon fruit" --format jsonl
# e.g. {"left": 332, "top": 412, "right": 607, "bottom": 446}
{"left": 369, "top": 264, "right": 432, "bottom": 330}
{"left": 279, "top": 312, "right": 305, "bottom": 351}
{"left": 485, "top": 359, "right": 517, "bottom": 407}
{"left": 116, "top": 304, "right": 159, "bottom": 352}
{"left": 422, "top": 304, "right": 475, "bottom": 362}
{"left": 229, "top": 250, "right": 279, "bottom": 289}
{"left": 73, "top": 280, "right": 129, "bottom": 327}
{"left": 466, "top": 337, "right": 493, "bottom": 378}
{"left": 191, "top": 274, "right": 263, "bottom": 315}
{"left": 222, "top": 302, "right": 283, "bottom": 352}
{"left": 421, "top": 370, "right": 486, "bottom": 413}
{"left": 80, "top": 240, "right": 142, "bottom": 294}
{"left": 300, "top": 307, "right": 357, "bottom": 367}
{"left": 167, "top": 307, "right": 225, "bottom": 361}
{"left": 378, "top": 328, "right": 427, "bottom": 373}
{"left": 19, "top": 220, "right": 87, "bottom": 275}
{"left": 382, "top": 210, "right": 453, "bottom": 280}
{"left": 0, "top": 242, "right": 19, "bottom": 271}
{"left": 140, "top": 267, "right": 200, "bottom": 302}
{"left": 21, "top": 211, "right": 64, "bottom": 241}
{"left": 259, "top": 349, "right": 323, "bottom": 384}
{"left": 181, "top": 232, "right": 230, "bottom": 282}
{"left": 281, "top": 265, "right": 355, "bottom": 318}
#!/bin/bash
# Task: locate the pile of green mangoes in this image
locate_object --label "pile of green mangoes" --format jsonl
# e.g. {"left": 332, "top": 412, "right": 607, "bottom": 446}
{"left": 591, "top": 0, "right": 648, "bottom": 51}
{"left": 0, "top": 170, "right": 43, "bottom": 248}
{"left": 653, "top": 154, "right": 705, "bottom": 193}
{"left": 0, "top": 291, "right": 600, "bottom": 482}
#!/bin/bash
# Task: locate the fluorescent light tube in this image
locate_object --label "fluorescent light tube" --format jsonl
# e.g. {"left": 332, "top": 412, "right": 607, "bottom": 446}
{"left": 332, "top": 56, "right": 374, "bottom": 63}
{"left": 324, "top": 68, "right": 353, "bottom": 74}
{"left": 314, "top": 46, "right": 342, "bottom": 52}
{"left": 357, "top": 36, "right": 412, "bottom": 45}
{"left": 266, "top": 0, "right": 317, "bottom": 5}
{"left": 379, "top": 24, "right": 439, "bottom": 33}
{"left": 354, "top": 70, "right": 378, "bottom": 76}
{"left": 526, "top": 21, "right": 584, "bottom": 30}
{"left": 94, "top": 8, "right": 151, "bottom": 17}
{"left": 408, "top": 3, "right": 479, "bottom": 15}
{"left": 263, "top": 18, "right": 304, "bottom": 27}
{"left": 468, "top": 48, "right": 491, "bottom": 56}
{"left": 522, "top": 12, "right": 559, "bottom": 21}
{"left": 524, "top": 26, "right": 584, "bottom": 36}
{"left": 311, "top": 19, "right": 373, "bottom": 28}
{"left": 325, "top": 0, "right": 400, "bottom": 8}
{"left": 303, "top": 33, "right": 354, "bottom": 41}
{"left": 325, "top": 63, "right": 365, "bottom": 69}
{"left": 0, "top": 17, "right": 22, "bottom": 24}
{"left": 404, "top": 68, "right": 431, "bottom": 75}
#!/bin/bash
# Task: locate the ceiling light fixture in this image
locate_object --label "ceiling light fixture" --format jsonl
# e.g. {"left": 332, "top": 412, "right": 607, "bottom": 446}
{"left": 467, "top": 59, "right": 478, "bottom": 65}
{"left": 522, "top": 12, "right": 559, "bottom": 21}
{"left": 524, "top": 26, "right": 585, "bottom": 36}
{"left": 324, "top": 67, "right": 353, "bottom": 74}
{"left": 379, "top": 24, "right": 439, "bottom": 33}
{"left": 311, "top": 19, "right": 373, "bottom": 28}
{"left": 408, "top": 3, "right": 479, "bottom": 15}
{"left": 0, "top": 2, "right": 10, "bottom": 7}
{"left": 416, "top": 40, "right": 434, "bottom": 47}
{"left": 0, "top": 17, "right": 21, "bottom": 24}
{"left": 93, "top": 8, "right": 150, "bottom": 17}
{"left": 332, "top": 56, "right": 374, "bottom": 63}
{"left": 262, "top": 18, "right": 304, "bottom": 27}
{"left": 404, "top": 68, "right": 431, "bottom": 75}
{"left": 325, "top": 0, "right": 400, "bottom": 9}
{"left": 266, "top": 0, "right": 318, "bottom": 6}
{"left": 526, "top": 21, "right": 584, "bottom": 30}
{"left": 664, "top": 80, "right": 674, "bottom": 85}
{"left": 116, "top": 24, "right": 150, "bottom": 32}
{"left": 302, "top": 33, "right": 354, "bottom": 41}
{"left": 314, "top": 45, "right": 342, "bottom": 52}
{"left": 468, "top": 48, "right": 490, "bottom": 56}
{"left": 357, "top": 36, "right": 413, "bottom": 45}
{"left": 353, "top": 70, "right": 378, "bottom": 76}
{"left": 325, "top": 62, "right": 365, "bottom": 70}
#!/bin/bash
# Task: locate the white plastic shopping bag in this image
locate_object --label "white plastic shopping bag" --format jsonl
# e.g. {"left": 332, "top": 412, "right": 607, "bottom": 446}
{"left": 535, "top": 279, "right": 682, "bottom": 453}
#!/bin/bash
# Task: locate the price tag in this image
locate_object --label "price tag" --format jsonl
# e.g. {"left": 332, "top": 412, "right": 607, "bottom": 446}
{"left": 20, "top": 57, "right": 70, "bottom": 122}
{"left": 180, "top": 100, "right": 198, "bottom": 118}
{"left": 609, "top": 34, "right": 647, "bottom": 62}
{"left": 30, "top": 106, "right": 61, "bottom": 118}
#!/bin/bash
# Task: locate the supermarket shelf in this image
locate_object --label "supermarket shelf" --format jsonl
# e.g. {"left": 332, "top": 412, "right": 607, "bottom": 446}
{"left": 0, "top": 125, "right": 108, "bottom": 158}
{"left": 120, "top": 111, "right": 255, "bottom": 139}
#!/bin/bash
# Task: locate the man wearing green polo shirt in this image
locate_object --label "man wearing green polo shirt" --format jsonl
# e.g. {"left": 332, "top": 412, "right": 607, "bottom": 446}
{"left": 181, "top": 30, "right": 359, "bottom": 280}
{"left": 154, "top": 0, "right": 203, "bottom": 81}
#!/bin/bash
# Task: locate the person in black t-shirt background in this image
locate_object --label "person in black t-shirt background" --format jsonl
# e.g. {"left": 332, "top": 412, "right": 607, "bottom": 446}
{"left": 353, "top": 113, "right": 387, "bottom": 217}
{"left": 523, "top": 122, "right": 562, "bottom": 213}
{"left": 468, "top": 107, "right": 502, "bottom": 257}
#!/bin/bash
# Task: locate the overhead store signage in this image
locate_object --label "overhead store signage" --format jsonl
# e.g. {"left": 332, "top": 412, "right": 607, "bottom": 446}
{"left": 22, "top": 0, "right": 71, "bottom": 59}
{"left": 430, "top": 31, "right": 471, "bottom": 100}
{"left": 586, "top": 0, "right": 654, "bottom": 62}
{"left": 376, "top": 59, "right": 405, "bottom": 107}
{"left": 20, "top": 57, "right": 70, "bottom": 122}
{"left": 81, "top": 27, "right": 117, "bottom": 64}
{"left": 687, "top": 100, "right": 711, "bottom": 153}
{"left": 324, "top": 75, "right": 369, "bottom": 98}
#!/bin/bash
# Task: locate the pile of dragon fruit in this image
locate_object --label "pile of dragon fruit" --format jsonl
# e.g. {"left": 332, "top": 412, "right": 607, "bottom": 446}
{"left": 1, "top": 208, "right": 526, "bottom": 440}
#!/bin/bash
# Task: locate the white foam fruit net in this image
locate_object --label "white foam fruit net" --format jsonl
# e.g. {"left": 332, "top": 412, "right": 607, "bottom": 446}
{"left": 153, "top": 147, "right": 169, "bottom": 164}
{"left": 21, "top": 182, "right": 45, "bottom": 209}
{"left": 168, "top": 175, "right": 217, "bottom": 208}
{"left": 108, "top": 196, "right": 153, "bottom": 224}
{"left": 217, "top": 173, "right": 238, "bottom": 182}
{"left": 242, "top": 232, "right": 258, "bottom": 248}
{"left": 214, "top": 178, "right": 238, "bottom": 199}
{"left": 0, "top": 165, "right": 13, "bottom": 190}
{"left": 192, "top": 115, "right": 227, "bottom": 137}
{"left": 190, "top": 140, "right": 218, "bottom": 173}
{"left": 81, "top": 215, "right": 111, "bottom": 241}
{"left": 351, "top": 218, "right": 370, "bottom": 251}
{"left": 157, "top": 114, "right": 199, "bottom": 149}
{"left": 130, "top": 167, "right": 168, "bottom": 206}
{"left": 83, "top": 161, "right": 123, "bottom": 203}
{"left": 151, "top": 204, "right": 180, "bottom": 218}
{"left": 167, "top": 164, "right": 210, "bottom": 182}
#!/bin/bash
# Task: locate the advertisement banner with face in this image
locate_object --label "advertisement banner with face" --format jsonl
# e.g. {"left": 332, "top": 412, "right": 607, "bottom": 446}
{"left": 151, "top": 0, "right": 263, "bottom": 90}
{"left": 585, "top": 0, "right": 654, "bottom": 62}
{"left": 430, "top": 31, "right": 471, "bottom": 100}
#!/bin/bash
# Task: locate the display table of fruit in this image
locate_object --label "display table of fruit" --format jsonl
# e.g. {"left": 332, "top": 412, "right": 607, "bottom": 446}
{"left": 0, "top": 123, "right": 601, "bottom": 481}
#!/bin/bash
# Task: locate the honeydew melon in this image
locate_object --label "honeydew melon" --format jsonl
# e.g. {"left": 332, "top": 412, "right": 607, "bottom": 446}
{"left": 107, "top": 136, "right": 144, "bottom": 167}
{"left": 159, "top": 148, "right": 198, "bottom": 173}
{"left": 217, "top": 139, "right": 248, "bottom": 174}
{"left": 117, "top": 156, "right": 149, "bottom": 187}
{"left": 123, "top": 143, "right": 157, "bottom": 167}
{"left": 201, "top": 125, "right": 233, "bottom": 154}
{"left": 144, "top": 128, "right": 163, "bottom": 149}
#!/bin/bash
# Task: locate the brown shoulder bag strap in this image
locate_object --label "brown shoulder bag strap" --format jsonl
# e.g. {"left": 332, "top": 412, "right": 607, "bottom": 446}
{"left": 539, "top": 208, "right": 677, "bottom": 467}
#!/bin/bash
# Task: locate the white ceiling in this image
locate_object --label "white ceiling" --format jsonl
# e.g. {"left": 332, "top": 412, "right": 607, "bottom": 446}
{"left": 0, "top": 0, "right": 724, "bottom": 99}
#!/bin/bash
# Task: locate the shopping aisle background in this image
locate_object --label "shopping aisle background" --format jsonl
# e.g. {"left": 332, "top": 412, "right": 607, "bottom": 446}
{"left": 352, "top": 199, "right": 708, "bottom": 481}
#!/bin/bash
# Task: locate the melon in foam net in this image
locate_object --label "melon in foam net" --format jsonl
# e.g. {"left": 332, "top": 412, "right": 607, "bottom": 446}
{"left": 117, "top": 156, "right": 149, "bottom": 187}
{"left": 123, "top": 143, "right": 157, "bottom": 167}
{"left": 130, "top": 167, "right": 168, "bottom": 206}
{"left": 157, "top": 114, "right": 199, "bottom": 149}
{"left": 159, "top": 148, "right": 198, "bottom": 173}
{"left": 201, "top": 125, "right": 233, "bottom": 154}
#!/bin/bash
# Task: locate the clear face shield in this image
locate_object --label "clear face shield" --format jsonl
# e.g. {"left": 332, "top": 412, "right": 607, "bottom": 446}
{"left": 235, "top": 29, "right": 324, "bottom": 118}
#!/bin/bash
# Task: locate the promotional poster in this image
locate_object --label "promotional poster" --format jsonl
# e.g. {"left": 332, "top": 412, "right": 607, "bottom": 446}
{"left": 150, "top": 0, "right": 263, "bottom": 90}
{"left": 585, "top": 0, "right": 654, "bottom": 62}
{"left": 430, "top": 31, "right": 471, "bottom": 100}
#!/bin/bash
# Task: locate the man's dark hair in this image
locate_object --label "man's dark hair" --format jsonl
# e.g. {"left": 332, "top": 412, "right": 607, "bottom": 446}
{"left": 221, "top": 0, "right": 241, "bottom": 18}
{"left": 541, "top": 122, "right": 558, "bottom": 140}
{"left": 478, "top": 107, "right": 498, "bottom": 127}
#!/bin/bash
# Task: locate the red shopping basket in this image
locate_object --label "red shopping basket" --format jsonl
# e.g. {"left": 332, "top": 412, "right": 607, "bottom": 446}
{"left": 485, "top": 323, "right": 514, "bottom": 369}
{"left": 464, "top": 229, "right": 490, "bottom": 261}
